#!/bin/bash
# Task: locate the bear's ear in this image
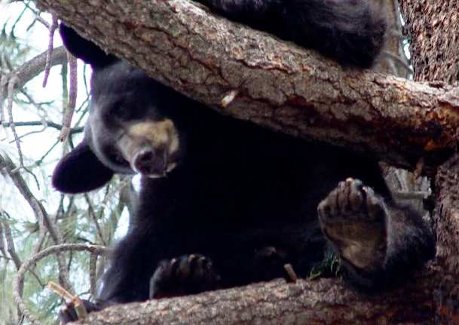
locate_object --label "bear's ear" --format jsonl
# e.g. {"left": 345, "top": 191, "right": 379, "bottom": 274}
{"left": 59, "top": 23, "right": 117, "bottom": 69}
{"left": 52, "top": 141, "right": 114, "bottom": 194}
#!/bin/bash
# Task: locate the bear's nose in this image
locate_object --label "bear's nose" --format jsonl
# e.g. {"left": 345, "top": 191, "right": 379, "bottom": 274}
{"left": 132, "top": 147, "right": 167, "bottom": 177}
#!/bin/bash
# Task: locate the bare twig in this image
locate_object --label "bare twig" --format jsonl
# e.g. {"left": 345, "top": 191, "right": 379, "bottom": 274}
{"left": 36, "top": 138, "right": 60, "bottom": 166}
{"left": 42, "top": 15, "right": 59, "bottom": 87}
{"left": 48, "top": 281, "right": 76, "bottom": 301}
{"left": 13, "top": 244, "right": 107, "bottom": 325}
{"left": 0, "top": 46, "right": 67, "bottom": 98}
{"left": 59, "top": 54, "right": 78, "bottom": 141}
{"left": 48, "top": 281, "right": 88, "bottom": 319}
{"left": 0, "top": 46, "right": 68, "bottom": 184}
{"left": 1, "top": 120, "right": 83, "bottom": 133}
{"left": 83, "top": 194, "right": 107, "bottom": 246}
{"left": 5, "top": 76, "right": 24, "bottom": 168}
{"left": 4, "top": 219, "right": 44, "bottom": 315}
{"left": 22, "top": 1, "right": 50, "bottom": 29}
{"left": 283, "top": 263, "right": 298, "bottom": 283}
{"left": 393, "top": 190, "right": 430, "bottom": 200}
{"left": 3, "top": 222, "right": 21, "bottom": 270}
{"left": 0, "top": 153, "right": 73, "bottom": 292}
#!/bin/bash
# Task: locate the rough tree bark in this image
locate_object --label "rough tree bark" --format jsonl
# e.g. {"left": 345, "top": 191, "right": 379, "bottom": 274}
{"left": 31, "top": 0, "right": 459, "bottom": 324}
{"left": 399, "top": 1, "right": 459, "bottom": 324}
{"left": 433, "top": 155, "right": 459, "bottom": 324}
{"left": 35, "top": 0, "right": 458, "bottom": 173}
{"left": 75, "top": 275, "right": 437, "bottom": 325}
{"left": 399, "top": 0, "right": 459, "bottom": 84}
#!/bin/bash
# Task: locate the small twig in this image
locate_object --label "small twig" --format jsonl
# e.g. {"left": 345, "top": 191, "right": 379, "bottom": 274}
{"left": 48, "top": 281, "right": 75, "bottom": 302}
{"left": 48, "top": 281, "right": 88, "bottom": 319}
{"left": 0, "top": 46, "right": 67, "bottom": 105}
{"left": 59, "top": 54, "right": 78, "bottom": 142}
{"left": 35, "top": 138, "right": 60, "bottom": 166}
{"left": 1, "top": 120, "right": 84, "bottom": 133}
{"left": 4, "top": 77, "right": 42, "bottom": 186}
{"left": 393, "top": 190, "right": 430, "bottom": 200}
{"left": 4, "top": 222, "right": 22, "bottom": 270}
{"left": 84, "top": 194, "right": 107, "bottom": 246}
{"left": 5, "top": 76, "right": 24, "bottom": 168}
{"left": 0, "top": 153, "right": 73, "bottom": 291}
{"left": 42, "top": 15, "right": 59, "bottom": 87}
{"left": 283, "top": 263, "right": 298, "bottom": 283}
{"left": 13, "top": 244, "right": 107, "bottom": 325}
{"left": 8, "top": 123, "right": 47, "bottom": 143}
{"left": 0, "top": 216, "right": 44, "bottom": 287}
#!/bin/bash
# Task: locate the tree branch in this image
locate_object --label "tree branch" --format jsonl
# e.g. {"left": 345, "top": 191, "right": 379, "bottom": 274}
{"left": 73, "top": 274, "right": 436, "bottom": 325}
{"left": 1, "top": 121, "right": 83, "bottom": 133}
{"left": 0, "top": 154, "right": 74, "bottom": 292}
{"left": 13, "top": 244, "right": 107, "bottom": 325}
{"left": 35, "top": 0, "right": 458, "bottom": 173}
{"left": 1, "top": 46, "right": 67, "bottom": 96}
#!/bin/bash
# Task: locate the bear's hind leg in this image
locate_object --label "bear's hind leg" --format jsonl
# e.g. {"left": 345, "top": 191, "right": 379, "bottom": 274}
{"left": 318, "top": 178, "right": 434, "bottom": 290}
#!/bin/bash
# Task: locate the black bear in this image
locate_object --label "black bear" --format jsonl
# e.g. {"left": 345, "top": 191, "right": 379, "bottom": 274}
{"left": 53, "top": 0, "right": 434, "bottom": 321}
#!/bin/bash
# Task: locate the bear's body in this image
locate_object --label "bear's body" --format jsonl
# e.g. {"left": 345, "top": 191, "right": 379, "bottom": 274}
{"left": 53, "top": 0, "right": 434, "bottom": 319}
{"left": 85, "top": 73, "right": 392, "bottom": 302}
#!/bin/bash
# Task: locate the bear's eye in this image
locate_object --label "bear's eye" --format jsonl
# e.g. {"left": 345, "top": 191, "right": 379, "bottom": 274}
{"left": 104, "top": 146, "right": 127, "bottom": 165}
{"left": 110, "top": 99, "right": 130, "bottom": 119}
{"left": 109, "top": 98, "right": 146, "bottom": 122}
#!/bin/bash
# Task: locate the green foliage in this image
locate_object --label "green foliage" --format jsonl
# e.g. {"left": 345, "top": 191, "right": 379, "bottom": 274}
{"left": 308, "top": 249, "right": 342, "bottom": 280}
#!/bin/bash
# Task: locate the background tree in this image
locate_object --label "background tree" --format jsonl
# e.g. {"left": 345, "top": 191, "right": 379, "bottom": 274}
{"left": 0, "top": 2, "right": 134, "bottom": 323}
{"left": 399, "top": 1, "right": 459, "bottom": 323}
{"left": 1, "top": 0, "right": 457, "bottom": 324}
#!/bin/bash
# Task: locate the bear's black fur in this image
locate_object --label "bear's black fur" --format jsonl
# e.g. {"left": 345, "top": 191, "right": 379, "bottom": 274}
{"left": 54, "top": 0, "right": 434, "bottom": 321}
{"left": 194, "top": 0, "right": 387, "bottom": 67}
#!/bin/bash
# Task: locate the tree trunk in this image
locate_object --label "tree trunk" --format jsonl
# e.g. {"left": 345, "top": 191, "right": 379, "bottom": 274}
{"left": 35, "top": 0, "right": 458, "bottom": 173}
{"left": 433, "top": 154, "right": 459, "bottom": 324}
{"left": 399, "top": 2, "right": 459, "bottom": 324}
{"left": 399, "top": 0, "right": 459, "bottom": 84}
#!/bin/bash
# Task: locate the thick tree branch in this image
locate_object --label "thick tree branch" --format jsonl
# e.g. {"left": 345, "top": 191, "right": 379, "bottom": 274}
{"left": 35, "top": 0, "right": 458, "bottom": 173}
{"left": 72, "top": 275, "right": 436, "bottom": 325}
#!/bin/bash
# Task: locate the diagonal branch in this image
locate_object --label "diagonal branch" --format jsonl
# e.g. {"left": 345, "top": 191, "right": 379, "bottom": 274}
{"left": 0, "top": 46, "right": 67, "bottom": 97}
{"left": 0, "top": 153, "right": 73, "bottom": 292}
{"left": 35, "top": 0, "right": 458, "bottom": 173}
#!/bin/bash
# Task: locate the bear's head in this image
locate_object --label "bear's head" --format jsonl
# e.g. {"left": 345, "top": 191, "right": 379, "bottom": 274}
{"left": 53, "top": 24, "right": 185, "bottom": 194}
